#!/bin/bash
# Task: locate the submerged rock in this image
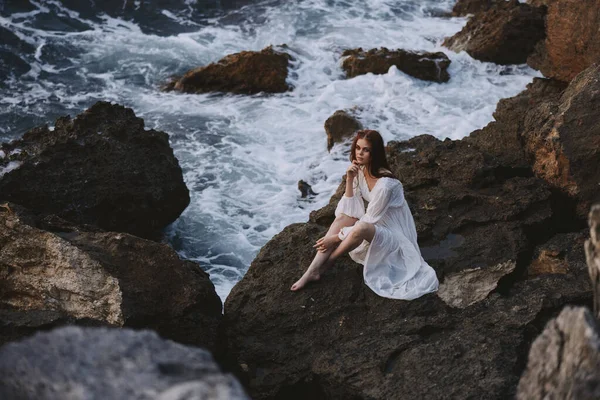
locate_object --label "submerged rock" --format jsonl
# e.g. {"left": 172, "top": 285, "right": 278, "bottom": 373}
{"left": 298, "top": 180, "right": 317, "bottom": 198}
{"left": 165, "top": 46, "right": 291, "bottom": 95}
{"left": 0, "top": 205, "right": 222, "bottom": 351}
{"left": 324, "top": 109, "right": 362, "bottom": 151}
{"left": 0, "top": 101, "right": 189, "bottom": 240}
{"left": 517, "top": 307, "right": 600, "bottom": 399}
{"left": 443, "top": 0, "right": 546, "bottom": 65}
{"left": 528, "top": 0, "right": 600, "bottom": 82}
{"left": 341, "top": 48, "right": 451, "bottom": 82}
{"left": 0, "top": 326, "right": 249, "bottom": 400}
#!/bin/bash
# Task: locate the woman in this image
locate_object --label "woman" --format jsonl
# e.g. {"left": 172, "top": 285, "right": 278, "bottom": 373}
{"left": 291, "top": 129, "right": 439, "bottom": 300}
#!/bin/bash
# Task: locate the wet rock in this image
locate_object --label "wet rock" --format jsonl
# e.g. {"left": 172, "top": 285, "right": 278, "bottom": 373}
{"left": 165, "top": 46, "right": 291, "bottom": 95}
{"left": 517, "top": 307, "right": 600, "bottom": 399}
{"left": 451, "top": 0, "right": 501, "bottom": 16}
{"left": 224, "top": 219, "right": 590, "bottom": 399}
{"left": 0, "top": 326, "right": 249, "bottom": 400}
{"left": 0, "top": 205, "right": 222, "bottom": 351}
{"left": 341, "top": 48, "right": 451, "bottom": 83}
{"left": 528, "top": 0, "right": 600, "bottom": 82}
{"left": 324, "top": 110, "right": 362, "bottom": 151}
{"left": 0, "top": 101, "right": 189, "bottom": 240}
{"left": 443, "top": 0, "right": 546, "bottom": 65}
{"left": 438, "top": 261, "right": 516, "bottom": 308}
{"left": 298, "top": 180, "right": 317, "bottom": 198}
{"left": 520, "top": 64, "right": 600, "bottom": 217}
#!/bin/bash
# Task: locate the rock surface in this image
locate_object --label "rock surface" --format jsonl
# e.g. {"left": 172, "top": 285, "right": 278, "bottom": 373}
{"left": 342, "top": 48, "right": 451, "bottom": 82}
{"left": 519, "top": 64, "right": 600, "bottom": 217}
{"left": 0, "top": 101, "right": 189, "bottom": 240}
{"left": 165, "top": 46, "right": 291, "bottom": 94}
{"left": 527, "top": 0, "right": 600, "bottom": 82}
{"left": 222, "top": 69, "right": 600, "bottom": 399}
{"left": 443, "top": 0, "right": 546, "bottom": 65}
{"left": 0, "top": 205, "right": 222, "bottom": 351}
{"left": 517, "top": 307, "right": 600, "bottom": 399}
{"left": 0, "top": 326, "right": 249, "bottom": 400}
{"left": 324, "top": 110, "right": 362, "bottom": 151}
{"left": 451, "top": 0, "right": 501, "bottom": 16}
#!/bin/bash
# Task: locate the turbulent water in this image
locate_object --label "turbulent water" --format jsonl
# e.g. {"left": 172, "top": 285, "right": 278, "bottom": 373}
{"left": 0, "top": 0, "right": 540, "bottom": 300}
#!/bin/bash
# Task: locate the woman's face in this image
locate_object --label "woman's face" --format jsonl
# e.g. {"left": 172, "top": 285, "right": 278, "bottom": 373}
{"left": 355, "top": 138, "right": 372, "bottom": 166}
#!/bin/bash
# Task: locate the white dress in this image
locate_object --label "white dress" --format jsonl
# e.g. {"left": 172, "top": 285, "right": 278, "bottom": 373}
{"left": 335, "top": 168, "right": 439, "bottom": 300}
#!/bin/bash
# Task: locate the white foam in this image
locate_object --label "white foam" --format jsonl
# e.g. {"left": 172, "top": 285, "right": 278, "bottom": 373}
{"left": 0, "top": 161, "right": 22, "bottom": 177}
{"left": 0, "top": 0, "right": 541, "bottom": 302}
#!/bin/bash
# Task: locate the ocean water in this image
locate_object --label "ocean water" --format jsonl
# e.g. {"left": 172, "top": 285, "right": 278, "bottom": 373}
{"left": 0, "top": 0, "right": 540, "bottom": 300}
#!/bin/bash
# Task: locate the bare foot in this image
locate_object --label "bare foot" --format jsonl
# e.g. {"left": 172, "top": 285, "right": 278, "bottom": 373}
{"left": 290, "top": 270, "right": 321, "bottom": 291}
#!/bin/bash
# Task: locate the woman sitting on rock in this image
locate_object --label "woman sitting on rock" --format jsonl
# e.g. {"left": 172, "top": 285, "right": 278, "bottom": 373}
{"left": 291, "top": 129, "right": 439, "bottom": 299}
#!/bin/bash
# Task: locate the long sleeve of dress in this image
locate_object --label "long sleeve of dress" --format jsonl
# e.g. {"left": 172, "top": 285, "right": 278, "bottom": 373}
{"left": 334, "top": 179, "right": 365, "bottom": 219}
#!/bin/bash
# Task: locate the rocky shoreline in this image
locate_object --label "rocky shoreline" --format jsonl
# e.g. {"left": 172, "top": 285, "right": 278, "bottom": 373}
{"left": 2, "top": 0, "right": 600, "bottom": 398}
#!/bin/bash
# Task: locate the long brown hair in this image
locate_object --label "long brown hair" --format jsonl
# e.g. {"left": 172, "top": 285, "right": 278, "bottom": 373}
{"left": 350, "top": 129, "right": 397, "bottom": 179}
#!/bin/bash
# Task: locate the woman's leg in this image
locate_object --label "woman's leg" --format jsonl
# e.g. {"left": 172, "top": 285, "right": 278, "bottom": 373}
{"left": 290, "top": 214, "right": 357, "bottom": 291}
{"left": 325, "top": 221, "right": 375, "bottom": 267}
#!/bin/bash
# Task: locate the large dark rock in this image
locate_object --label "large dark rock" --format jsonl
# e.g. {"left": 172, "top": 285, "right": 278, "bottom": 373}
{"left": 165, "top": 46, "right": 291, "bottom": 95}
{"left": 0, "top": 326, "right": 249, "bottom": 400}
{"left": 527, "top": 0, "right": 600, "bottom": 82}
{"left": 519, "top": 64, "right": 600, "bottom": 217}
{"left": 0, "top": 205, "right": 222, "bottom": 351}
{"left": 222, "top": 70, "right": 600, "bottom": 399}
{"left": 443, "top": 0, "right": 546, "bottom": 65}
{"left": 0, "top": 101, "right": 189, "bottom": 240}
{"left": 324, "top": 110, "right": 362, "bottom": 151}
{"left": 451, "top": 0, "right": 502, "bottom": 16}
{"left": 517, "top": 306, "right": 600, "bottom": 399}
{"left": 342, "top": 48, "right": 451, "bottom": 83}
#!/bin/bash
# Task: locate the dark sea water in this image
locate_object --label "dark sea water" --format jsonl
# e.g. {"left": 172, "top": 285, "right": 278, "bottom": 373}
{"left": 0, "top": 0, "right": 540, "bottom": 299}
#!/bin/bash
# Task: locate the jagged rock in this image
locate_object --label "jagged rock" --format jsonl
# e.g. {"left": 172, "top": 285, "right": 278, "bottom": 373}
{"left": 164, "top": 46, "right": 291, "bottom": 95}
{"left": 298, "top": 180, "right": 317, "bottom": 198}
{"left": 520, "top": 64, "right": 600, "bottom": 217}
{"left": 0, "top": 326, "right": 249, "bottom": 400}
{"left": 451, "top": 0, "right": 501, "bottom": 16}
{"left": 341, "top": 48, "right": 451, "bottom": 82}
{"left": 443, "top": 0, "right": 546, "bottom": 65}
{"left": 438, "top": 261, "right": 516, "bottom": 308}
{"left": 527, "top": 0, "right": 600, "bottom": 82}
{"left": 324, "top": 110, "right": 362, "bottom": 151}
{"left": 0, "top": 102, "right": 189, "bottom": 240}
{"left": 528, "top": 231, "right": 586, "bottom": 276}
{"left": 517, "top": 307, "right": 600, "bottom": 399}
{"left": 0, "top": 205, "right": 222, "bottom": 351}
{"left": 527, "top": 0, "right": 556, "bottom": 6}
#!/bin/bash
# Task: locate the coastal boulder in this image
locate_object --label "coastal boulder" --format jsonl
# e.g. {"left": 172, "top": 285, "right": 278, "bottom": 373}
{"left": 341, "top": 48, "right": 451, "bottom": 82}
{"left": 165, "top": 46, "right": 291, "bottom": 94}
{"left": 443, "top": 0, "right": 546, "bottom": 65}
{"left": 0, "top": 205, "right": 222, "bottom": 351}
{"left": 324, "top": 110, "right": 362, "bottom": 151}
{"left": 517, "top": 307, "right": 600, "bottom": 399}
{"left": 0, "top": 101, "right": 189, "bottom": 240}
{"left": 527, "top": 0, "right": 600, "bottom": 82}
{"left": 451, "top": 0, "right": 501, "bottom": 16}
{"left": 0, "top": 326, "right": 249, "bottom": 400}
{"left": 520, "top": 64, "right": 600, "bottom": 217}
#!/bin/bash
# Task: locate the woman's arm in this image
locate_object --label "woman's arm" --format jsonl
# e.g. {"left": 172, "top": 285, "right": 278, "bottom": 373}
{"left": 345, "top": 161, "right": 360, "bottom": 197}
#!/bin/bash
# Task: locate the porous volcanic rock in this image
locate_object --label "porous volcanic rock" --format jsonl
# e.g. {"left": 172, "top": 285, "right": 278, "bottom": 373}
{"left": 451, "top": 0, "right": 501, "bottom": 16}
{"left": 0, "top": 205, "right": 222, "bottom": 351}
{"left": 517, "top": 307, "right": 600, "bottom": 399}
{"left": 443, "top": 0, "right": 546, "bottom": 65}
{"left": 0, "top": 326, "right": 249, "bottom": 400}
{"left": 519, "top": 64, "right": 600, "bottom": 217}
{"left": 527, "top": 231, "right": 586, "bottom": 276}
{"left": 342, "top": 48, "right": 451, "bottom": 82}
{"left": 324, "top": 110, "right": 362, "bottom": 151}
{"left": 527, "top": 0, "right": 600, "bottom": 82}
{"left": 0, "top": 101, "right": 189, "bottom": 240}
{"left": 165, "top": 46, "right": 291, "bottom": 94}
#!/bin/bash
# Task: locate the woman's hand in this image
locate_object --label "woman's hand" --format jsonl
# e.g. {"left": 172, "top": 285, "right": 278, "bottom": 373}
{"left": 346, "top": 161, "right": 360, "bottom": 180}
{"left": 314, "top": 234, "right": 341, "bottom": 253}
